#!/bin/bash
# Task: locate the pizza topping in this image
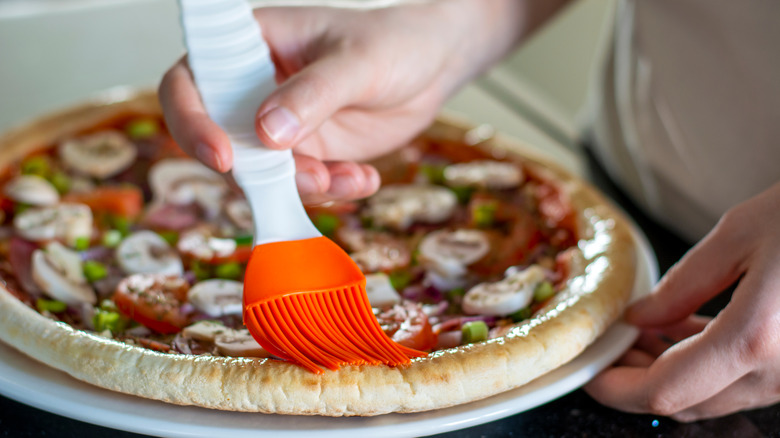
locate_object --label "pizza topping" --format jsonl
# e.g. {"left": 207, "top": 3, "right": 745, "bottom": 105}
{"left": 462, "top": 265, "right": 547, "bottom": 316}
{"left": 13, "top": 203, "right": 92, "bottom": 245}
{"left": 181, "top": 320, "right": 228, "bottom": 342}
{"left": 31, "top": 241, "right": 96, "bottom": 305}
{"left": 0, "top": 111, "right": 589, "bottom": 362}
{"left": 461, "top": 320, "right": 489, "bottom": 344}
{"left": 113, "top": 274, "right": 190, "bottom": 334}
{"left": 225, "top": 198, "right": 253, "bottom": 232}
{"left": 142, "top": 202, "right": 201, "bottom": 231}
{"left": 418, "top": 229, "right": 489, "bottom": 290}
{"left": 214, "top": 328, "right": 272, "bottom": 358}
{"left": 377, "top": 301, "right": 437, "bottom": 351}
{"left": 8, "top": 236, "right": 41, "bottom": 295}
{"left": 187, "top": 279, "right": 243, "bottom": 317}
{"left": 364, "top": 273, "right": 401, "bottom": 308}
{"left": 365, "top": 184, "right": 457, "bottom": 230}
{"left": 180, "top": 321, "right": 267, "bottom": 358}
{"left": 443, "top": 160, "right": 523, "bottom": 189}
{"left": 63, "top": 185, "right": 144, "bottom": 220}
{"left": 59, "top": 131, "right": 137, "bottom": 179}
{"left": 148, "top": 158, "right": 228, "bottom": 219}
{"left": 116, "top": 230, "right": 183, "bottom": 276}
{"left": 4, "top": 175, "right": 60, "bottom": 206}
{"left": 177, "top": 226, "right": 238, "bottom": 262}
{"left": 338, "top": 228, "right": 411, "bottom": 273}
{"left": 92, "top": 300, "right": 130, "bottom": 334}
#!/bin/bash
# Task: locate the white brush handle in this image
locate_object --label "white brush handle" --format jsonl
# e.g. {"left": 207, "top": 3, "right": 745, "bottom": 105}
{"left": 178, "top": 0, "right": 320, "bottom": 245}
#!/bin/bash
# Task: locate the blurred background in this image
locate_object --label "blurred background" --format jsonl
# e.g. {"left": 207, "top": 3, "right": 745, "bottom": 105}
{"left": 0, "top": 0, "right": 616, "bottom": 157}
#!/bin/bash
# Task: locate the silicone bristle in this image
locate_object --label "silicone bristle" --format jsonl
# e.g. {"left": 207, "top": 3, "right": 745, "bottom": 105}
{"left": 245, "top": 285, "right": 424, "bottom": 374}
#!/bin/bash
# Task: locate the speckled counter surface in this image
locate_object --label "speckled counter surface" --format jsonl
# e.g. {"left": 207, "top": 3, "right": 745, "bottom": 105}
{"left": 1, "top": 151, "right": 778, "bottom": 438}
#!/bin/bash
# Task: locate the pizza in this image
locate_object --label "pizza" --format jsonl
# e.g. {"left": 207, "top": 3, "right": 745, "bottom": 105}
{"left": 0, "top": 90, "right": 636, "bottom": 416}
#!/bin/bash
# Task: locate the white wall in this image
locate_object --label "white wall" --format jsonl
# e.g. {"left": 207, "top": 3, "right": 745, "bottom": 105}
{"left": 0, "top": 0, "right": 615, "bottom": 141}
{"left": 480, "top": 0, "right": 616, "bottom": 145}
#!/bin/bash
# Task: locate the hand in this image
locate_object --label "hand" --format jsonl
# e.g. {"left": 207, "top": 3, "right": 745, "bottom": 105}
{"left": 160, "top": 1, "right": 563, "bottom": 204}
{"left": 160, "top": 3, "right": 474, "bottom": 204}
{"left": 586, "top": 182, "right": 780, "bottom": 421}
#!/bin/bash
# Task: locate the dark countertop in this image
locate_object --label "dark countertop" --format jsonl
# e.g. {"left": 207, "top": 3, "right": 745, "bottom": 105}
{"left": 1, "top": 150, "right": 778, "bottom": 438}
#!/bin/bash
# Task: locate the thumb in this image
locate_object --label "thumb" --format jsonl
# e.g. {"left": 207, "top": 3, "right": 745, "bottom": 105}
{"left": 255, "top": 52, "right": 371, "bottom": 150}
{"left": 627, "top": 218, "right": 748, "bottom": 327}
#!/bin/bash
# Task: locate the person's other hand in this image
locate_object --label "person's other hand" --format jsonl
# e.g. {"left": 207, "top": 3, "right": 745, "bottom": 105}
{"left": 160, "top": 1, "right": 566, "bottom": 204}
{"left": 586, "top": 182, "right": 780, "bottom": 421}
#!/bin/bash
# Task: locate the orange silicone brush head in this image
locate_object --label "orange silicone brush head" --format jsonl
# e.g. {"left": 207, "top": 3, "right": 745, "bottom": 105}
{"left": 243, "top": 236, "right": 426, "bottom": 374}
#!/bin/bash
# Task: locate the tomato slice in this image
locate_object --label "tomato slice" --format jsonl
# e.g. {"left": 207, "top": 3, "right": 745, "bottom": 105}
{"left": 113, "top": 274, "right": 190, "bottom": 334}
{"left": 210, "top": 244, "right": 252, "bottom": 264}
{"left": 377, "top": 301, "right": 437, "bottom": 351}
{"left": 65, "top": 185, "right": 143, "bottom": 219}
{"left": 535, "top": 182, "right": 577, "bottom": 239}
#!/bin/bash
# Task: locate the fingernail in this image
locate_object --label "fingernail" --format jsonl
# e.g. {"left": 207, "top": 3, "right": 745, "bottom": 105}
{"left": 195, "top": 143, "right": 222, "bottom": 171}
{"left": 259, "top": 106, "right": 300, "bottom": 146}
{"left": 327, "top": 173, "right": 356, "bottom": 198}
{"left": 295, "top": 171, "right": 322, "bottom": 194}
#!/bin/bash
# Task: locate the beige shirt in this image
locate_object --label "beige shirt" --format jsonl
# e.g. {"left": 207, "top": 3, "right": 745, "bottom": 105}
{"left": 588, "top": 0, "right": 780, "bottom": 242}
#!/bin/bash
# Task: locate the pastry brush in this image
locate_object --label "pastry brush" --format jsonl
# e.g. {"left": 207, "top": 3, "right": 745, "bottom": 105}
{"left": 177, "top": 0, "right": 425, "bottom": 373}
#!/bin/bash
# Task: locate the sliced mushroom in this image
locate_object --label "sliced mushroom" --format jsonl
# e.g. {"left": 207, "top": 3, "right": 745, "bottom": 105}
{"left": 188, "top": 279, "right": 243, "bottom": 317}
{"left": 365, "top": 184, "right": 457, "bottom": 230}
{"left": 177, "top": 226, "right": 237, "bottom": 262}
{"left": 462, "top": 265, "right": 546, "bottom": 316}
{"left": 116, "top": 230, "right": 183, "bottom": 276}
{"left": 68, "top": 175, "right": 96, "bottom": 194}
{"left": 148, "top": 158, "right": 228, "bottom": 219}
{"left": 215, "top": 328, "right": 271, "bottom": 357}
{"left": 225, "top": 198, "right": 253, "bottom": 232}
{"left": 13, "top": 203, "right": 92, "bottom": 244}
{"left": 418, "top": 229, "right": 490, "bottom": 279}
{"left": 31, "top": 241, "right": 96, "bottom": 305}
{"left": 419, "top": 229, "right": 489, "bottom": 290}
{"left": 338, "top": 228, "right": 411, "bottom": 273}
{"left": 365, "top": 273, "right": 401, "bottom": 308}
{"left": 4, "top": 175, "right": 59, "bottom": 206}
{"left": 443, "top": 160, "right": 523, "bottom": 189}
{"left": 59, "top": 130, "right": 137, "bottom": 179}
{"left": 181, "top": 320, "right": 231, "bottom": 342}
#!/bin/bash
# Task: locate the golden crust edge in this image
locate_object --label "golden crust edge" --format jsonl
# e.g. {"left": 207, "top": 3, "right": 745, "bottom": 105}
{"left": 0, "top": 90, "right": 637, "bottom": 416}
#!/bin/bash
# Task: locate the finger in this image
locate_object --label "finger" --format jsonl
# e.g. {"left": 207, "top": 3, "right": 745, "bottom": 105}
{"left": 158, "top": 60, "right": 232, "bottom": 172}
{"left": 672, "top": 373, "right": 780, "bottom": 422}
{"left": 293, "top": 154, "right": 330, "bottom": 198}
{"left": 356, "top": 164, "right": 381, "bottom": 198}
{"left": 294, "top": 157, "right": 380, "bottom": 205}
{"left": 626, "top": 217, "right": 750, "bottom": 327}
{"left": 324, "top": 161, "right": 377, "bottom": 201}
{"left": 634, "top": 315, "right": 710, "bottom": 357}
{"left": 616, "top": 349, "right": 655, "bottom": 367}
{"left": 255, "top": 51, "right": 371, "bottom": 150}
{"left": 586, "top": 311, "right": 749, "bottom": 416}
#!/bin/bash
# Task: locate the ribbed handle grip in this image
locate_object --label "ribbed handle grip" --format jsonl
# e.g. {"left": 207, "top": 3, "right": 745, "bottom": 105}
{"left": 177, "top": 0, "right": 320, "bottom": 244}
{"left": 179, "top": 0, "right": 291, "bottom": 176}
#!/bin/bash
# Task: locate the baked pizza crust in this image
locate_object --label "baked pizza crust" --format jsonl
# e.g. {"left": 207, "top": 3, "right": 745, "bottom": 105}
{"left": 0, "top": 90, "right": 636, "bottom": 416}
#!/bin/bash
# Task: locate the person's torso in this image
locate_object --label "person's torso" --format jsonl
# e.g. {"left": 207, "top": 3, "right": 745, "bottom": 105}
{"left": 589, "top": 0, "right": 780, "bottom": 241}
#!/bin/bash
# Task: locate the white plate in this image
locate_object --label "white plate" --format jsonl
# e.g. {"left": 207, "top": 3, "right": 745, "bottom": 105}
{"left": 0, "top": 228, "right": 657, "bottom": 438}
